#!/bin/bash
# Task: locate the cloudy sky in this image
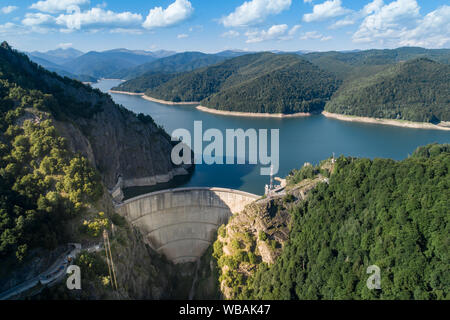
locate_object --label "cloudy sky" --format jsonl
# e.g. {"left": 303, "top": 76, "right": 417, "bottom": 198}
{"left": 1, "top": 0, "right": 449, "bottom": 53}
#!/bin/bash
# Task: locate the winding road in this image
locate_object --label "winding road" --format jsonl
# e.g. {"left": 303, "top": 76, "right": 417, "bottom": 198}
{"left": 0, "top": 243, "right": 102, "bottom": 300}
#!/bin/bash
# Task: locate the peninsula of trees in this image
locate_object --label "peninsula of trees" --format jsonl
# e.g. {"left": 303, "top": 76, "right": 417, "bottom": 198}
{"left": 115, "top": 52, "right": 341, "bottom": 114}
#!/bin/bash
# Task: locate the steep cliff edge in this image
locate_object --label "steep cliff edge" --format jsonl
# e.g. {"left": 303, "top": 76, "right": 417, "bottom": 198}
{"left": 0, "top": 41, "right": 195, "bottom": 300}
{"left": 213, "top": 160, "right": 334, "bottom": 299}
{"left": 0, "top": 42, "right": 190, "bottom": 192}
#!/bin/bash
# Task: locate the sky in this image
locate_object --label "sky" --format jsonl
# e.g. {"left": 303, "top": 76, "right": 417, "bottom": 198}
{"left": 0, "top": 0, "right": 449, "bottom": 53}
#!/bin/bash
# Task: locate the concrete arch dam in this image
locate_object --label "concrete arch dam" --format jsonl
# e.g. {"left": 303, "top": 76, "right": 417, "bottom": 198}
{"left": 116, "top": 187, "right": 260, "bottom": 264}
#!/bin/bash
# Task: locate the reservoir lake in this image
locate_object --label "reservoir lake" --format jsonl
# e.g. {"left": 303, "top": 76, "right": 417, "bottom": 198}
{"left": 94, "top": 79, "right": 450, "bottom": 196}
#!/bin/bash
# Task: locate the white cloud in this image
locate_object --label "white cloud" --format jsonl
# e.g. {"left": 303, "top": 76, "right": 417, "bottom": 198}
{"left": 30, "top": 0, "right": 90, "bottom": 13}
{"left": 22, "top": 13, "right": 55, "bottom": 27}
{"left": 58, "top": 42, "right": 73, "bottom": 49}
{"left": 245, "top": 24, "right": 288, "bottom": 43}
{"left": 177, "top": 33, "right": 188, "bottom": 38}
{"left": 320, "top": 35, "right": 332, "bottom": 41}
{"left": 221, "top": 30, "right": 240, "bottom": 38}
{"left": 300, "top": 31, "right": 322, "bottom": 39}
{"left": 353, "top": 0, "right": 421, "bottom": 44}
{"left": 189, "top": 25, "right": 203, "bottom": 32}
{"left": 329, "top": 18, "right": 355, "bottom": 29}
{"left": 142, "top": 0, "right": 193, "bottom": 29}
{"left": 351, "top": 0, "right": 450, "bottom": 48}
{"left": 0, "top": 22, "right": 26, "bottom": 35}
{"left": 288, "top": 24, "right": 302, "bottom": 35}
{"left": 361, "top": 0, "right": 384, "bottom": 16}
{"left": 1, "top": 6, "right": 18, "bottom": 14}
{"left": 109, "top": 28, "right": 143, "bottom": 35}
{"left": 55, "top": 8, "right": 142, "bottom": 31}
{"left": 300, "top": 30, "right": 331, "bottom": 41}
{"left": 303, "top": 0, "right": 351, "bottom": 22}
{"left": 398, "top": 5, "right": 450, "bottom": 48}
{"left": 221, "top": 0, "right": 291, "bottom": 27}
{"left": 279, "top": 24, "right": 301, "bottom": 40}
{"left": 326, "top": 0, "right": 383, "bottom": 30}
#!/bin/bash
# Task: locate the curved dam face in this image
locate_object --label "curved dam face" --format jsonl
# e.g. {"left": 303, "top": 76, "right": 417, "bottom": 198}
{"left": 116, "top": 187, "right": 260, "bottom": 264}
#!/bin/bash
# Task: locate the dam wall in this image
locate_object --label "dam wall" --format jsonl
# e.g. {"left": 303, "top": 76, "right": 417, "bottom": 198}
{"left": 116, "top": 187, "right": 260, "bottom": 264}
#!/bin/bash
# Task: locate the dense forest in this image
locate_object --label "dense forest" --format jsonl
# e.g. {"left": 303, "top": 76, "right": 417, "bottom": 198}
{"left": 113, "top": 47, "right": 450, "bottom": 121}
{"left": 0, "top": 41, "right": 172, "bottom": 266}
{"left": 112, "top": 72, "right": 181, "bottom": 93}
{"left": 202, "top": 59, "right": 339, "bottom": 114}
{"left": 141, "top": 53, "right": 340, "bottom": 114}
{"left": 302, "top": 47, "right": 450, "bottom": 81}
{"left": 0, "top": 43, "right": 103, "bottom": 262}
{"left": 110, "top": 52, "right": 228, "bottom": 80}
{"left": 325, "top": 58, "right": 450, "bottom": 123}
{"left": 237, "top": 144, "right": 449, "bottom": 300}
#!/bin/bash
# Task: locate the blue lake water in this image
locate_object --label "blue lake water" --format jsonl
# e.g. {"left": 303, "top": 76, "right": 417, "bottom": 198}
{"left": 94, "top": 79, "right": 450, "bottom": 195}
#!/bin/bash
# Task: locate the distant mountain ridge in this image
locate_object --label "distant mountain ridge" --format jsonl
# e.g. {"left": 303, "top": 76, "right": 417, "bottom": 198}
{"left": 28, "top": 47, "right": 84, "bottom": 65}
{"left": 26, "top": 53, "right": 97, "bottom": 82}
{"left": 28, "top": 47, "right": 177, "bottom": 80}
{"left": 61, "top": 50, "right": 158, "bottom": 78}
{"left": 111, "top": 51, "right": 228, "bottom": 80}
{"left": 302, "top": 46, "right": 450, "bottom": 80}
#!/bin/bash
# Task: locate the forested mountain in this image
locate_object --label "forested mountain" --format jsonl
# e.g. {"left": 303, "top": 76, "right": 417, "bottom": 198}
{"left": 215, "top": 50, "right": 255, "bottom": 58}
{"left": 26, "top": 54, "right": 97, "bottom": 83}
{"left": 325, "top": 58, "right": 450, "bottom": 123}
{"left": 303, "top": 47, "right": 450, "bottom": 80}
{"left": 28, "top": 48, "right": 84, "bottom": 65}
{"left": 112, "top": 72, "right": 181, "bottom": 93}
{"left": 0, "top": 41, "right": 183, "bottom": 267}
{"left": 61, "top": 49, "right": 159, "bottom": 78}
{"left": 111, "top": 52, "right": 228, "bottom": 80}
{"left": 141, "top": 52, "right": 340, "bottom": 114}
{"left": 221, "top": 144, "right": 449, "bottom": 300}
{"left": 113, "top": 47, "right": 449, "bottom": 118}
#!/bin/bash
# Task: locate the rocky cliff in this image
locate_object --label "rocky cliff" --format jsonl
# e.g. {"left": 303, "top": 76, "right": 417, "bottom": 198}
{"left": 212, "top": 160, "right": 334, "bottom": 299}
{"left": 0, "top": 41, "right": 190, "bottom": 192}
{"left": 0, "top": 41, "right": 195, "bottom": 300}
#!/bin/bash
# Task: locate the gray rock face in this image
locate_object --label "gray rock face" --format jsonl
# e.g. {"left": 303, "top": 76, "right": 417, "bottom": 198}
{"left": 55, "top": 98, "right": 188, "bottom": 189}
{"left": 4, "top": 44, "right": 189, "bottom": 190}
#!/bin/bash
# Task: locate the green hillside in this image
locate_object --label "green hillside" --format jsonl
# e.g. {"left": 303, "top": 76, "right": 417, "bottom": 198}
{"left": 303, "top": 47, "right": 450, "bottom": 80}
{"left": 325, "top": 58, "right": 450, "bottom": 123}
{"left": 111, "top": 52, "right": 228, "bottom": 80}
{"left": 0, "top": 41, "right": 176, "bottom": 266}
{"left": 112, "top": 47, "right": 449, "bottom": 118}
{"left": 111, "top": 72, "right": 181, "bottom": 93}
{"left": 61, "top": 49, "right": 157, "bottom": 78}
{"left": 0, "top": 43, "right": 104, "bottom": 262}
{"left": 145, "top": 52, "right": 340, "bottom": 114}
{"left": 240, "top": 144, "right": 450, "bottom": 300}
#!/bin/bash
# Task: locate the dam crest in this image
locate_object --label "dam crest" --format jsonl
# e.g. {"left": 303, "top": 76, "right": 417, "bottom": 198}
{"left": 116, "top": 187, "right": 260, "bottom": 264}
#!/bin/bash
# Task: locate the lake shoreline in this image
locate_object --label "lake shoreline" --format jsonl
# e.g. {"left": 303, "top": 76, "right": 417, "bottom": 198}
{"left": 110, "top": 90, "right": 312, "bottom": 117}
{"left": 109, "top": 90, "right": 144, "bottom": 96}
{"left": 322, "top": 111, "right": 450, "bottom": 131}
{"left": 196, "top": 105, "right": 312, "bottom": 118}
{"left": 109, "top": 90, "right": 450, "bottom": 127}
{"left": 109, "top": 90, "right": 200, "bottom": 105}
